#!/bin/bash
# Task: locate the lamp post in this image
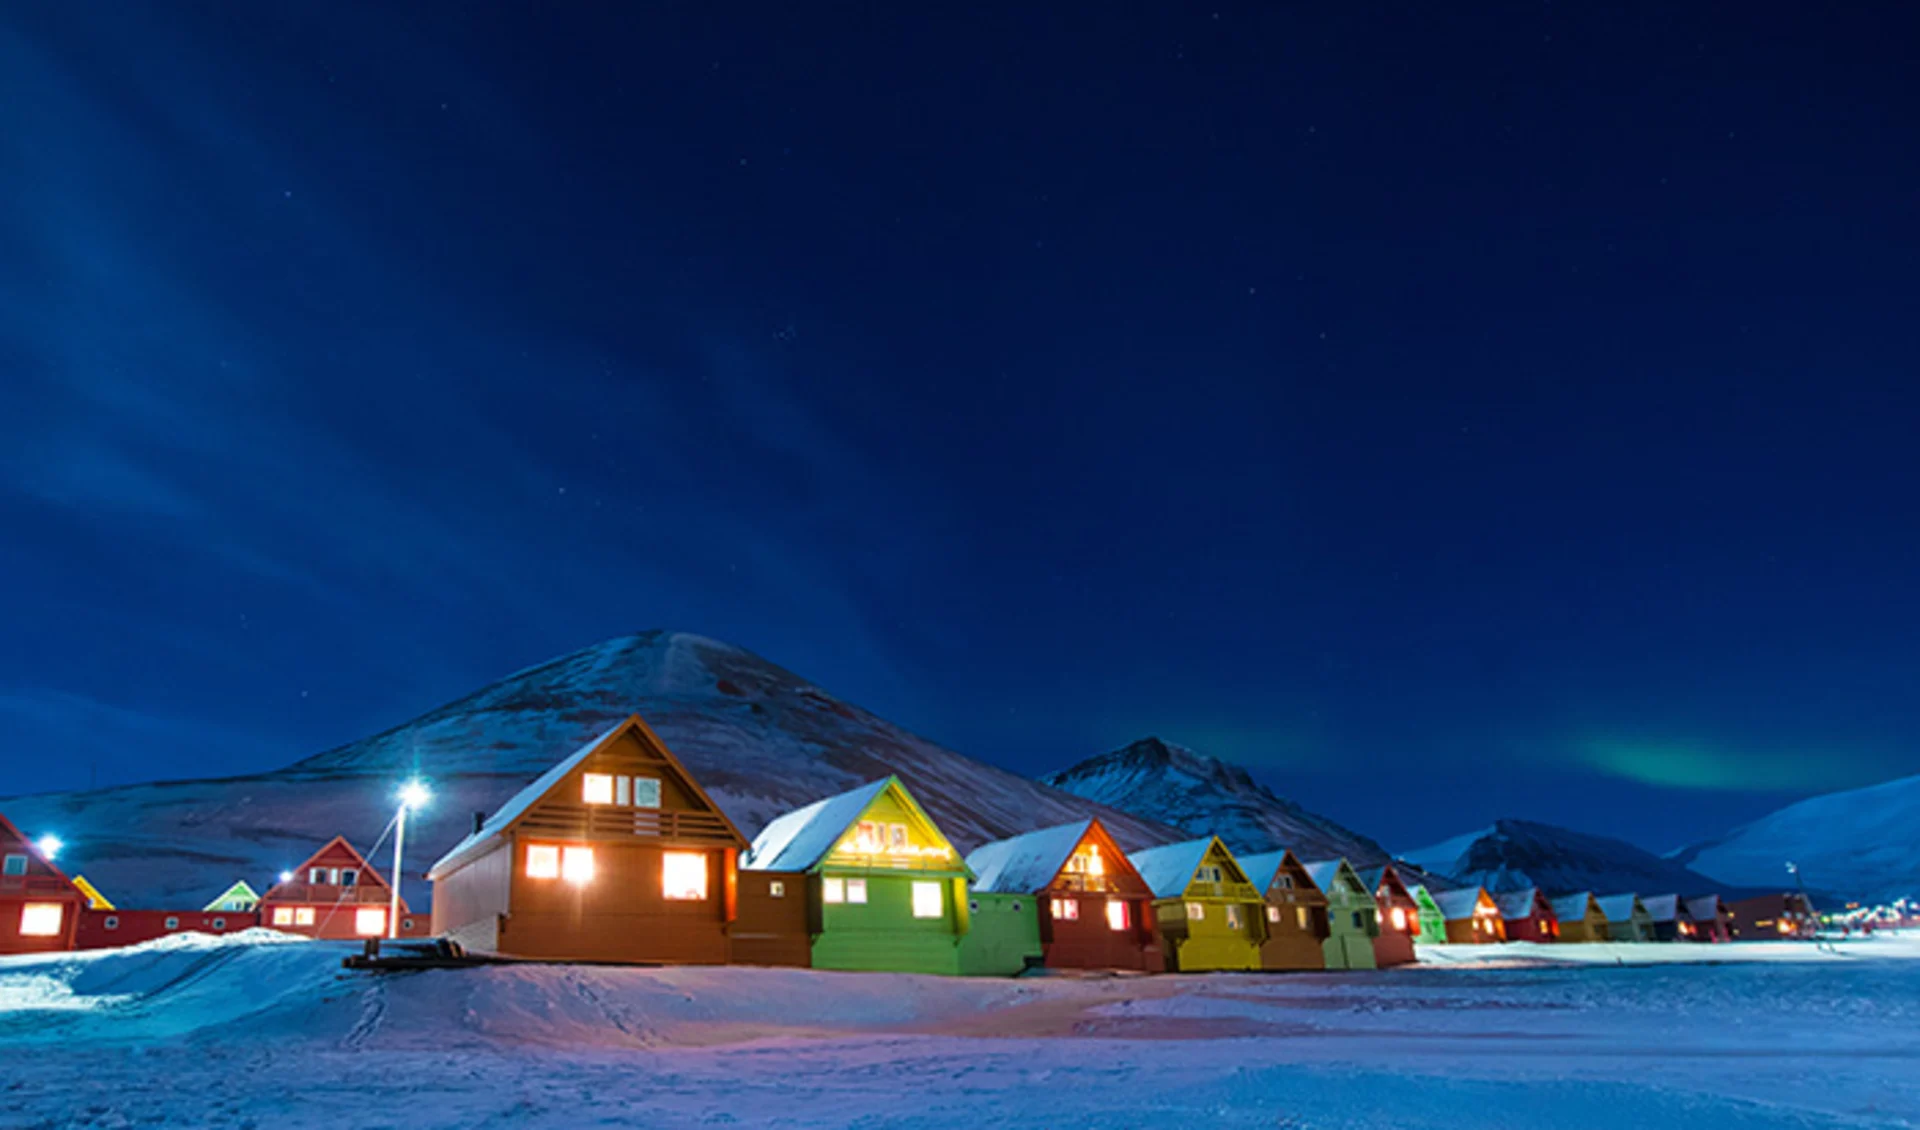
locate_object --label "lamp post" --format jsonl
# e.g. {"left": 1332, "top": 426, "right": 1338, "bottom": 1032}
{"left": 391, "top": 780, "right": 431, "bottom": 939}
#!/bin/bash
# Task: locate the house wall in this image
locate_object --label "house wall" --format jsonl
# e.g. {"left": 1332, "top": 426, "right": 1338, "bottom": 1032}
{"left": 1323, "top": 892, "right": 1378, "bottom": 970}
{"left": 1557, "top": 909, "right": 1608, "bottom": 942}
{"left": 0, "top": 892, "right": 82, "bottom": 955}
{"left": 812, "top": 871, "right": 967, "bottom": 974}
{"left": 1442, "top": 913, "right": 1505, "bottom": 944}
{"left": 497, "top": 839, "right": 733, "bottom": 964}
{"left": 1153, "top": 896, "right": 1265, "bottom": 972}
{"left": 1259, "top": 900, "right": 1328, "bottom": 971}
{"left": 731, "top": 869, "right": 810, "bottom": 968}
{"left": 1504, "top": 910, "right": 1559, "bottom": 943}
{"left": 74, "top": 909, "right": 259, "bottom": 950}
{"left": 432, "top": 838, "right": 512, "bottom": 954}
{"left": 958, "top": 891, "right": 1041, "bottom": 976}
{"left": 1041, "top": 891, "right": 1164, "bottom": 972}
{"left": 1371, "top": 895, "right": 1418, "bottom": 968}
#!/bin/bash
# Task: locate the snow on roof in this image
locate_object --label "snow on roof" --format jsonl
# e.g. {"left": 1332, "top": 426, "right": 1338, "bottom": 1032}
{"left": 1433, "top": 887, "right": 1489, "bottom": 919}
{"left": 1493, "top": 888, "right": 1541, "bottom": 919}
{"left": 1640, "top": 893, "right": 1681, "bottom": 922}
{"left": 1685, "top": 894, "right": 1724, "bottom": 920}
{"left": 744, "top": 778, "right": 895, "bottom": 873}
{"left": 1549, "top": 892, "right": 1597, "bottom": 920}
{"left": 428, "top": 718, "right": 631, "bottom": 878}
{"left": 1596, "top": 894, "right": 1644, "bottom": 922}
{"left": 1302, "top": 859, "right": 1357, "bottom": 894}
{"left": 1238, "top": 851, "right": 1291, "bottom": 895}
{"left": 965, "top": 820, "right": 1094, "bottom": 895}
{"left": 1128, "top": 838, "right": 1216, "bottom": 899}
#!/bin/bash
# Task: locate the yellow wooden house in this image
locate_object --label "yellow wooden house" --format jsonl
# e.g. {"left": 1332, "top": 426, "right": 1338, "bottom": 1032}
{"left": 1126, "top": 836, "right": 1267, "bottom": 971}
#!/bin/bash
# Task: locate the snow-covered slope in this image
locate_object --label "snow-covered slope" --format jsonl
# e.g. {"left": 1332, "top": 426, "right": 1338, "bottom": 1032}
{"left": 0, "top": 631, "right": 1181, "bottom": 909}
{"left": 1673, "top": 773, "right": 1920, "bottom": 905}
{"left": 1401, "top": 819, "right": 1743, "bottom": 899}
{"left": 1040, "top": 737, "right": 1398, "bottom": 868}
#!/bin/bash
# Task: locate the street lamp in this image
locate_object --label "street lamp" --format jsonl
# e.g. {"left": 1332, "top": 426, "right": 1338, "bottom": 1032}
{"left": 390, "top": 780, "right": 431, "bottom": 940}
{"left": 33, "top": 834, "right": 62, "bottom": 862}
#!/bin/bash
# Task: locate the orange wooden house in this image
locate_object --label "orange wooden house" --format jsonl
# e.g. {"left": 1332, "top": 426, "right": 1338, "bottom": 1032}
{"left": 1238, "top": 848, "right": 1330, "bottom": 971}
{"left": 0, "top": 812, "right": 84, "bottom": 955}
{"left": 429, "top": 715, "right": 772, "bottom": 965}
{"left": 260, "top": 837, "right": 428, "bottom": 940}
{"left": 965, "top": 818, "right": 1164, "bottom": 972}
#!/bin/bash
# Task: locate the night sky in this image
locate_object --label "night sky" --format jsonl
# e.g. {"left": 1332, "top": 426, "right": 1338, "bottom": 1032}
{"left": 4, "top": 4, "right": 1916, "bottom": 853}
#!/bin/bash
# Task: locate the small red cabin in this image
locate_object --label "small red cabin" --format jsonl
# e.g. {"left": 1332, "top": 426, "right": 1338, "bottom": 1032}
{"left": 1358, "top": 864, "right": 1420, "bottom": 967}
{"left": 1494, "top": 888, "right": 1560, "bottom": 942}
{"left": 259, "top": 837, "right": 427, "bottom": 940}
{"left": 965, "top": 818, "right": 1164, "bottom": 972}
{"left": 1683, "top": 895, "right": 1731, "bottom": 942}
{"left": 0, "top": 812, "right": 84, "bottom": 955}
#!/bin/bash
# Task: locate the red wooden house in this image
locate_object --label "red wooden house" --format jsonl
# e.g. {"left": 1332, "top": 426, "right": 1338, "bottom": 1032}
{"left": 0, "top": 812, "right": 84, "bottom": 955}
{"left": 1357, "top": 864, "right": 1420, "bottom": 968}
{"left": 75, "top": 908, "right": 260, "bottom": 950}
{"left": 1494, "top": 887, "right": 1560, "bottom": 942}
{"left": 429, "top": 715, "right": 755, "bottom": 964}
{"left": 259, "top": 837, "right": 428, "bottom": 940}
{"left": 1683, "top": 894, "right": 1731, "bottom": 942}
{"left": 965, "top": 818, "right": 1164, "bottom": 972}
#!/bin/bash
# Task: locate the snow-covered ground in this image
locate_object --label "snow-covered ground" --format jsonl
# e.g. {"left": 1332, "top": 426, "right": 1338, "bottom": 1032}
{"left": 4, "top": 934, "right": 1919, "bottom": 1128}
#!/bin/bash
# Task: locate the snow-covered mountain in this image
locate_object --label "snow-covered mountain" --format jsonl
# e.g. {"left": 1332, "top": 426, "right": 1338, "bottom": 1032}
{"left": 1672, "top": 773, "right": 1920, "bottom": 905}
{"left": 0, "top": 631, "right": 1182, "bottom": 909}
{"left": 1401, "top": 819, "right": 1745, "bottom": 899}
{"left": 1040, "top": 737, "right": 1397, "bottom": 868}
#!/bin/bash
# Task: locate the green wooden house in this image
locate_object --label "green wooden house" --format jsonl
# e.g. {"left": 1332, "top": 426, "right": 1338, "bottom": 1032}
{"left": 203, "top": 880, "right": 261, "bottom": 914}
{"left": 1302, "top": 858, "right": 1378, "bottom": 970}
{"left": 743, "top": 777, "right": 973, "bottom": 975}
{"left": 957, "top": 890, "right": 1042, "bottom": 976}
{"left": 1127, "top": 837, "right": 1267, "bottom": 972}
{"left": 1408, "top": 884, "right": 1448, "bottom": 945}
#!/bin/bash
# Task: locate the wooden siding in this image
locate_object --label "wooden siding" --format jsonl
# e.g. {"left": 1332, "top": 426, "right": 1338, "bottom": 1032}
{"left": 1258, "top": 853, "right": 1329, "bottom": 971}
{"left": 432, "top": 838, "right": 512, "bottom": 954}
{"left": 958, "top": 892, "right": 1042, "bottom": 976}
{"left": 731, "top": 870, "right": 811, "bottom": 968}
{"left": 1038, "top": 891, "right": 1164, "bottom": 972}
{"left": 74, "top": 908, "right": 259, "bottom": 950}
{"left": 499, "top": 840, "right": 734, "bottom": 964}
{"left": 811, "top": 872, "right": 968, "bottom": 975}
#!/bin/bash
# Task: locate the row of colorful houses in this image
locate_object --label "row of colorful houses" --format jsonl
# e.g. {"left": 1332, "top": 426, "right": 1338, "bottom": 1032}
{"left": 0, "top": 715, "right": 1822, "bottom": 968}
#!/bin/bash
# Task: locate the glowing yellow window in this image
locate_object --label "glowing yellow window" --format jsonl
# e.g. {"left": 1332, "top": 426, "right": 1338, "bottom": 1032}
{"left": 582, "top": 773, "right": 615, "bottom": 805}
{"left": 1266, "top": 905, "right": 1281, "bottom": 923}
{"left": 846, "top": 878, "right": 868, "bottom": 904}
{"left": 1056, "top": 897, "right": 1079, "bottom": 921}
{"left": 662, "top": 852, "right": 708, "bottom": 900}
{"left": 911, "top": 880, "right": 943, "bottom": 919}
{"left": 272, "top": 907, "right": 295, "bottom": 927}
{"left": 18, "top": 903, "right": 62, "bottom": 937}
{"left": 294, "top": 907, "right": 316, "bottom": 926}
{"left": 1186, "top": 901, "right": 1205, "bottom": 920}
{"left": 561, "top": 846, "right": 596, "bottom": 884}
{"left": 1390, "top": 907, "right": 1408, "bottom": 931}
{"left": 526, "top": 844, "right": 560, "bottom": 879}
{"left": 822, "top": 877, "right": 846, "bottom": 903}
{"left": 354, "top": 908, "right": 387, "bottom": 937}
{"left": 1106, "top": 900, "right": 1129, "bottom": 931}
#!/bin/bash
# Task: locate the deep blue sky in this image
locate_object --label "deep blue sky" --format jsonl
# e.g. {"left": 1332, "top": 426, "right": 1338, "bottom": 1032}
{"left": 3, "top": 3, "right": 1916, "bottom": 853}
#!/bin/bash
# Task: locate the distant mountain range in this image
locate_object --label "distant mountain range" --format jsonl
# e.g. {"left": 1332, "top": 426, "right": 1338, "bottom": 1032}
{"left": 1399, "top": 818, "right": 1747, "bottom": 901}
{"left": 1670, "top": 773, "right": 1920, "bottom": 906}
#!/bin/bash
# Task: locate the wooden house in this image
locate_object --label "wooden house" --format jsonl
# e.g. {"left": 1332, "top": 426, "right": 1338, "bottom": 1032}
{"left": 263, "top": 837, "right": 427, "bottom": 941}
{"left": 1409, "top": 885, "right": 1449, "bottom": 945}
{"left": 429, "top": 715, "right": 751, "bottom": 964}
{"left": 1434, "top": 887, "right": 1506, "bottom": 943}
{"left": 1128, "top": 837, "right": 1267, "bottom": 972}
{"left": 1240, "top": 849, "right": 1329, "bottom": 971}
{"left": 965, "top": 819, "right": 1163, "bottom": 972}
{"left": 75, "top": 908, "right": 260, "bottom": 950}
{"left": 1725, "top": 892, "right": 1817, "bottom": 940}
{"left": 1596, "top": 893, "right": 1654, "bottom": 942}
{"left": 1303, "top": 859, "right": 1380, "bottom": 970}
{"left": 1357, "top": 864, "right": 1420, "bottom": 968}
{"left": 1683, "top": 894, "right": 1731, "bottom": 942}
{"left": 1547, "top": 892, "right": 1610, "bottom": 942}
{"left": 204, "top": 881, "right": 261, "bottom": 913}
{"left": 1493, "top": 887, "right": 1559, "bottom": 942}
{"left": 1640, "top": 893, "right": 1689, "bottom": 942}
{"left": 744, "top": 776, "right": 973, "bottom": 975}
{"left": 0, "top": 812, "right": 84, "bottom": 955}
{"left": 730, "top": 867, "right": 813, "bottom": 968}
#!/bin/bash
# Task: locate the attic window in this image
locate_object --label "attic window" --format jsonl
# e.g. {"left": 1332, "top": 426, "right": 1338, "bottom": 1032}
{"left": 2, "top": 854, "right": 25, "bottom": 876}
{"left": 19, "top": 903, "right": 62, "bottom": 937}
{"left": 632, "top": 778, "right": 661, "bottom": 808}
{"left": 583, "top": 774, "right": 615, "bottom": 805}
{"left": 339, "top": 869, "right": 358, "bottom": 888}
{"left": 1275, "top": 875, "right": 1293, "bottom": 889}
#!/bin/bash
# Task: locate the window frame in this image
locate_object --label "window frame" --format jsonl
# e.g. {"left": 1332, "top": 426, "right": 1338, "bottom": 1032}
{"left": 18, "top": 903, "right": 63, "bottom": 937}
{"left": 661, "top": 851, "right": 709, "bottom": 901}
{"left": 910, "top": 880, "right": 943, "bottom": 919}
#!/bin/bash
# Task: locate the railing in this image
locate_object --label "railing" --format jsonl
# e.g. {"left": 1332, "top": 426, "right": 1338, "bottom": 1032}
{"left": 0, "top": 875, "right": 78, "bottom": 898}
{"left": 518, "top": 805, "right": 740, "bottom": 845}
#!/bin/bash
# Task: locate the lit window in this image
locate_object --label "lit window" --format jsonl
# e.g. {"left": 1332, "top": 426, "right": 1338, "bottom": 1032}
{"left": 615, "top": 775, "right": 631, "bottom": 807}
{"left": 1226, "top": 904, "right": 1244, "bottom": 930}
{"left": 890, "top": 824, "right": 909, "bottom": 851}
{"left": 582, "top": 773, "right": 615, "bottom": 805}
{"left": 847, "top": 878, "right": 869, "bottom": 905}
{"left": 355, "top": 908, "right": 387, "bottom": 937}
{"left": 854, "top": 822, "right": 880, "bottom": 852}
{"left": 1186, "top": 902, "right": 1205, "bottom": 920}
{"left": 1058, "top": 898, "right": 1079, "bottom": 921}
{"left": 662, "top": 852, "right": 708, "bottom": 900}
{"left": 526, "top": 845, "right": 560, "bottom": 879}
{"left": 295, "top": 907, "right": 316, "bottom": 926}
{"left": 1106, "top": 900, "right": 1129, "bottom": 931}
{"left": 2, "top": 854, "right": 25, "bottom": 876}
{"left": 562, "top": 846, "right": 596, "bottom": 884}
{"left": 339, "top": 869, "right": 358, "bottom": 887}
{"left": 272, "top": 907, "right": 294, "bottom": 926}
{"left": 1296, "top": 908, "right": 1310, "bottom": 930}
{"left": 823, "top": 878, "right": 846, "bottom": 903}
{"left": 632, "top": 778, "right": 661, "bottom": 808}
{"left": 911, "top": 881, "right": 942, "bottom": 919}
{"left": 1086, "top": 845, "right": 1105, "bottom": 876}
{"left": 309, "top": 868, "right": 329, "bottom": 884}
{"left": 19, "top": 903, "right": 62, "bottom": 937}
{"left": 1266, "top": 905, "right": 1281, "bottom": 923}
{"left": 1390, "top": 907, "right": 1408, "bottom": 931}
{"left": 769, "top": 880, "right": 786, "bottom": 898}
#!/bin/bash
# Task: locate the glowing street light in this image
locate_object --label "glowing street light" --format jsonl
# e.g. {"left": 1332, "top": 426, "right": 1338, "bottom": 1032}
{"left": 389, "top": 779, "right": 431, "bottom": 939}
{"left": 279, "top": 870, "right": 294, "bottom": 884}
{"left": 34, "top": 834, "right": 62, "bottom": 861}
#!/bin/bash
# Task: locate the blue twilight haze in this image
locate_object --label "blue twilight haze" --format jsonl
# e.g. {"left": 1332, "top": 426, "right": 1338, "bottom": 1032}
{"left": 1, "top": 3, "right": 1915, "bottom": 852}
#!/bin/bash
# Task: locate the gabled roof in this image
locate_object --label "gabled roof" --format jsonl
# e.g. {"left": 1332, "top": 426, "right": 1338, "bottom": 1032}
{"left": 1357, "top": 863, "right": 1413, "bottom": 901}
{"left": 1493, "top": 888, "right": 1544, "bottom": 919}
{"left": 0, "top": 811, "right": 77, "bottom": 888}
{"left": 1302, "top": 858, "right": 1364, "bottom": 895}
{"left": 1127, "top": 837, "right": 1220, "bottom": 900}
{"left": 204, "top": 880, "right": 261, "bottom": 912}
{"left": 1240, "top": 849, "right": 1314, "bottom": 897}
{"left": 431, "top": 714, "right": 744, "bottom": 877}
{"left": 745, "top": 776, "right": 963, "bottom": 875}
{"left": 1640, "top": 893, "right": 1682, "bottom": 922}
{"left": 1549, "top": 892, "right": 1599, "bottom": 920}
{"left": 1434, "top": 887, "right": 1493, "bottom": 920}
{"left": 1596, "top": 893, "right": 1645, "bottom": 922}
{"left": 1685, "top": 894, "right": 1725, "bottom": 920}
{"left": 265, "top": 836, "right": 389, "bottom": 899}
{"left": 966, "top": 819, "right": 1097, "bottom": 895}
